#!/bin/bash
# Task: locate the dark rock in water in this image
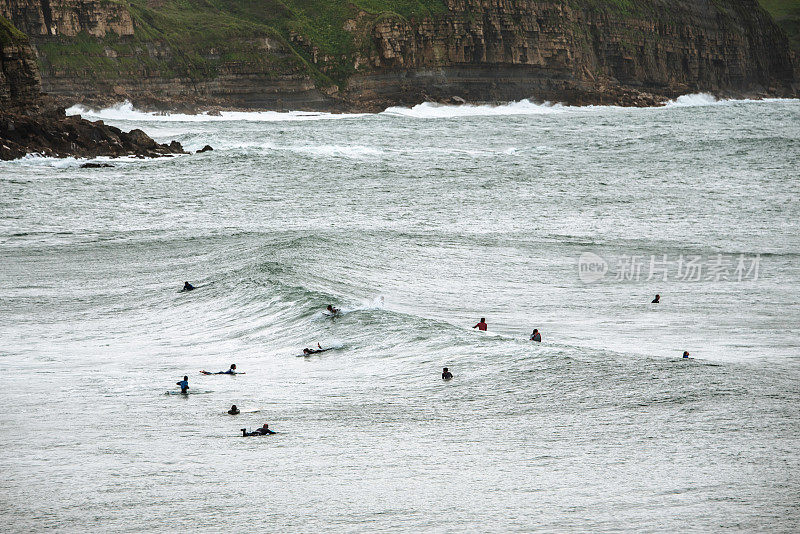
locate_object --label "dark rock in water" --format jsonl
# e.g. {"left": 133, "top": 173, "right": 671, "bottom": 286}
{"left": 196, "top": 145, "right": 214, "bottom": 153}
{"left": 80, "top": 162, "right": 114, "bottom": 168}
{"left": 447, "top": 96, "right": 466, "bottom": 105}
{"left": 0, "top": 16, "right": 187, "bottom": 161}
{"left": 0, "top": 111, "right": 189, "bottom": 160}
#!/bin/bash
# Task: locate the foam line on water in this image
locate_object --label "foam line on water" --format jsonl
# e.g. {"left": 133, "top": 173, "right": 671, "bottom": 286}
{"left": 62, "top": 94, "right": 797, "bottom": 125}
{"left": 382, "top": 93, "right": 798, "bottom": 118}
{"left": 65, "top": 101, "right": 368, "bottom": 123}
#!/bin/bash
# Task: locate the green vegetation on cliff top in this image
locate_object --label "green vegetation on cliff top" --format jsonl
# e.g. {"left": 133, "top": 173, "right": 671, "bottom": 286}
{"left": 27, "top": 0, "right": 800, "bottom": 90}
{"left": 758, "top": 0, "right": 800, "bottom": 50}
{"left": 1, "top": 15, "right": 28, "bottom": 47}
{"left": 35, "top": 0, "right": 450, "bottom": 87}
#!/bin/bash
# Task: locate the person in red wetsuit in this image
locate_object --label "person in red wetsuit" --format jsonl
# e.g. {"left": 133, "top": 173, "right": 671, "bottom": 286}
{"left": 473, "top": 318, "right": 487, "bottom": 331}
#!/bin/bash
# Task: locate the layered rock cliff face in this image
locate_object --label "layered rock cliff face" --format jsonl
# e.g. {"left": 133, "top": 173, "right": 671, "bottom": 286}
{"left": 349, "top": 0, "right": 799, "bottom": 107}
{"left": 0, "top": 13, "right": 41, "bottom": 109}
{"left": 0, "top": 14, "right": 185, "bottom": 159}
{"left": 1, "top": 0, "right": 798, "bottom": 111}
{"left": 0, "top": 0, "right": 133, "bottom": 37}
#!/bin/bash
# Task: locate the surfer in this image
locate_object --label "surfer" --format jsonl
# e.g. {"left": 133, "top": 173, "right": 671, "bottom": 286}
{"left": 182, "top": 281, "right": 195, "bottom": 292}
{"left": 442, "top": 367, "right": 453, "bottom": 380}
{"left": 242, "top": 423, "right": 275, "bottom": 436}
{"left": 652, "top": 294, "right": 660, "bottom": 303}
{"left": 176, "top": 375, "right": 189, "bottom": 394}
{"left": 228, "top": 405, "right": 240, "bottom": 415}
{"left": 201, "top": 364, "right": 240, "bottom": 375}
{"left": 326, "top": 305, "right": 340, "bottom": 315}
{"left": 473, "top": 318, "right": 488, "bottom": 331}
{"left": 530, "top": 329, "right": 541, "bottom": 342}
{"left": 303, "top": 343, "right": 331, "bottom": 355}
{"left": 683, "top": 351, "right": 690, "bottom": 358}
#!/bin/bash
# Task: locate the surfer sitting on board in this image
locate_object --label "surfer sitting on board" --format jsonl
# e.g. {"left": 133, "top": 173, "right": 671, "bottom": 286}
{"left": 303, "top": 343, "right": 331, "bottom": 355}
{"left": 326, "top": 305, "right": 340, "bottom": 315}
{"left": 530, "top": 329, "right": 541, "bottom": 342}
{"left": 228, "top": 405, "right": 240, "bottom": 415}
{"left": 182, "top": 281, "right": 195, "bottom": 292}
{"left": 652, "top": 294, "right": 660, "bottom": 303}
{"left": 442, "top": 367, "right": 453, "bottom": 380}
{"left": 242, "top": 423, "right": 275, "bottom": 436}
{"left": 200, "top": 364, "right": 242, "bottom": 375}
{"left": 473, "top": 318, "right": 488, "bottom": 331}
{"left": 176, "top": 375, "right": 189, "bottom": 394}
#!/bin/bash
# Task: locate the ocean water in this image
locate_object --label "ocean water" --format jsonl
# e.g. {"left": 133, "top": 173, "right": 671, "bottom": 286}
{"left": 1, "top": 96, "right": 798, "bottom": 532}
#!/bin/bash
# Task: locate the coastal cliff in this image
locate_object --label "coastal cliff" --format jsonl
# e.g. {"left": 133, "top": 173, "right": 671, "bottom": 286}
{"left": 0, "top": 0, "right": 798, "bottom": 111}
{"left": 0, "top": 14, "right": 185, "bottom": 160}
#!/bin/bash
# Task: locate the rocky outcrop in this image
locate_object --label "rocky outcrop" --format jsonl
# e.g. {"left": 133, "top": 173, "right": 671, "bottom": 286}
{"left": 0, "top": 15, "right": 185, "bottom": 160}
{"left": 0, "top": 0, "right": 797, "bottom": 111}
{"left": 0, "top": 109, "right": 186, "bottom": 160}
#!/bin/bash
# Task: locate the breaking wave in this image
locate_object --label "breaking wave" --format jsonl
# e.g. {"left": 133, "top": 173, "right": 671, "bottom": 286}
{"left": 63, "top": 94, "right": 797, "bottom": 125}
{"left": 382, "top": 99, "right": 568, "bottom": 118}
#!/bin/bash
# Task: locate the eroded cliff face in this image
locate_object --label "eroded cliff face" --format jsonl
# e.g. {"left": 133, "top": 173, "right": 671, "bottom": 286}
{"left": 346, "top": 0, "right": 798, "bottom": 106}
{"left": 0, "top": 0, "right": 133, "bottom": 37}
{"left": 0, "top": 14, "right": 42, "bottom": 110}
{"left": 1, "top": 0, "right": 798, "bottom": 111}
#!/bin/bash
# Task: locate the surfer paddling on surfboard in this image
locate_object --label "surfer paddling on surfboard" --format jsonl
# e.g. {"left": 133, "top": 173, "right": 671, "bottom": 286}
{"left": 200, "top": 364, "right": 243, "bottom": 375}
{"left": 241, "top": 423, "right": 275, "bottom": 436}
{"left": 303, "top": 343, "right": 331, "bottom": 355}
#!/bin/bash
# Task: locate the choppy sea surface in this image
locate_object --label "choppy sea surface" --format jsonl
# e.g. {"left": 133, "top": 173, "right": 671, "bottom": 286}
{"left": 1, "top": 95, "right": 799, "bottom": 532}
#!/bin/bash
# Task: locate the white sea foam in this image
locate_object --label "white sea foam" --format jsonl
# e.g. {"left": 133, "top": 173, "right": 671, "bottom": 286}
{"left": 63, "top": 94, "right": 796, "bottom": 126}
{"left": 383, "top": 93, "right": 797, "bottom": 118}
{"left": 65, "top": 100, "right": 367, "bottom": 123}
{"left": 382, "top": 99, "right": 567, "bottom": 118}
{"left": 2, "top": 153, "right": 174, "bottom": 168}
{"left": 279, "top": 144, "right": 385, "bottom": 159}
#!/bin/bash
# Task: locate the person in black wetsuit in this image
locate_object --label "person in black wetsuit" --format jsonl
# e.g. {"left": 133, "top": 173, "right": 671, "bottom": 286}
{"left": 183, "top": 281, "right": 195, "bottom": 291}
{"left": 652, "top": 294, "right": 660, "bottom": 303}
{"left": 201, "top": 364, "right": 240, "bottom": 375}
{"left": 242, "top": 423, "right": 275, "bottom": 436}
{"left": 228, "top": 405, "right": 240, "bottom": 415}
{"left": 442, "top": 367, "right": 453, "bottom": 380}
{"left": 302, "top": 343, "right": 331, "bottom": 355}
{"left": 530, "top": 329, "right": 541, "bottom": 342}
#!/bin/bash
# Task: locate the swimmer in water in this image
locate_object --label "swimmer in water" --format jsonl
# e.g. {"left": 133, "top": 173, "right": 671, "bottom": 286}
{"left": 242, "top": 423, "right": 275, "bottom": 436}
{"left": 302, "top": 343, "right": 331, "bottom": 355}
{"left": 683, "top": 351, "right": 690, "bottom": 358}
{"left": 201, "top": 364, "right": 241, "bottom": 375}
{"left": 176, "top": 375, "right": 189, "bottom": 394}
{"left": 228, "top": 405, "right": 240, "bottom": 415}
{"left": 652, "top": 294, "right": 660, "bottom": 303}
{"left": 442, "top": 367, "right": 453, "bottom": 380}
{"left": 473, "top": 318, "right": 488, "bottom": 331}
{"left": 530, "top": 329, "right": 541, "bottom": 342}
{"left": 183, "top": 281, "right": 195, "bottom": 291}
{"left": 326, "top": 305, "right": 339, "bottom": 315}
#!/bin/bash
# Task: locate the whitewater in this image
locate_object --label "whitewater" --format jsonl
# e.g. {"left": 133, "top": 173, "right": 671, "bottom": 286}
{"left": 1, "top": 96, "right": 799, "bottom": 532}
